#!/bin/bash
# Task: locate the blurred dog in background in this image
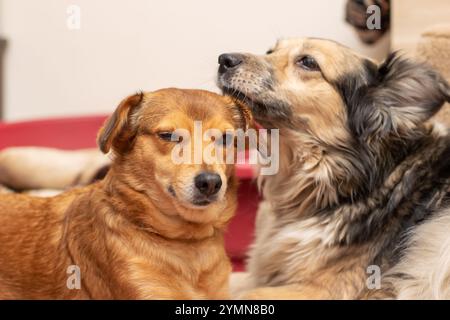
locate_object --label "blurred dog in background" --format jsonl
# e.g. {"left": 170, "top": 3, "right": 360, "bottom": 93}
{"left": 0, "top": 147, "right": 110, "bottom": 196}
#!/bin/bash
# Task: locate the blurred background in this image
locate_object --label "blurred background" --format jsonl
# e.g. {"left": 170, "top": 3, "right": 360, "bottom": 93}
{"left": 0, "top": 0, "right": 448, "bottom": 122}
{"left": 0, "top": 0, "right": 391, "bottom": 121}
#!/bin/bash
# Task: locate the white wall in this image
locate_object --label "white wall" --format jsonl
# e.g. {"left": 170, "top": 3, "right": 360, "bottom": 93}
{"left": 0, "top": 0, "right": 390, "bottom": 121}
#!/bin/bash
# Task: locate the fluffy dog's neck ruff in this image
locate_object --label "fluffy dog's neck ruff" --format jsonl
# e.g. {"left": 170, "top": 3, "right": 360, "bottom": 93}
{"left": 259, "top": 123, "right": 444, "bottom": 224}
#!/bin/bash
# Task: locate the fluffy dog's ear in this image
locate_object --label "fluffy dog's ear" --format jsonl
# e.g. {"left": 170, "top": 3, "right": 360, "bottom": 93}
{"left": 342, "top": 53, "right": 450, "bottom": 140}
{"left": 97, "top": 92, "right": 144, "bottom": 154}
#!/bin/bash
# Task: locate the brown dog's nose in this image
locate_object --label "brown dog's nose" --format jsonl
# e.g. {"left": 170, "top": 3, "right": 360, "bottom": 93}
{"left": 218, "top": 53, "right": 243, "bottom": 73}
{"left": 194, "top": 172, "right": 222, "bottom": 197}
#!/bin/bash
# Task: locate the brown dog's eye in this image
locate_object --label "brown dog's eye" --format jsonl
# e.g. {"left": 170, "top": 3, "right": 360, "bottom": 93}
{"left": 266, "top": 49, "right": 274, "bottom": 55}
{"left": 296, "top": 56, "right": 320, "bottom": 71}
{"left": 157, "top": 132, "right": 181, "bottom": 143}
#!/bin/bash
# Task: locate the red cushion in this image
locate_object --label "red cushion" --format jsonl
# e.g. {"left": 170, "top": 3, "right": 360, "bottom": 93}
{"left": 0, "top": 116, "right": 257, "bottom": 271}
{"left": 225, "top": 179, "right": 259, "bottom": 271}
{"left": 0, "top": 116, "right": 107, "bottom": 150}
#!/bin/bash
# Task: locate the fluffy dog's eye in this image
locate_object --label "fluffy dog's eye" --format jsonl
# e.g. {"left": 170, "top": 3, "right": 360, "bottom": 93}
{"left": 266, "top": 49, "right": 274, "bottom": 55}
{"left": 296, "top": 56, "right": 320, "bottom": 71}
{"left": 157, "top": 132, "right": 181, "bottom": 143}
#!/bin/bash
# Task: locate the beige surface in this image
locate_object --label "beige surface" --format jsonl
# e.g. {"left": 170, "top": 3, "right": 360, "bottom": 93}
{"left": 416, "top": 24, "right": 450, "bottom": 126}
{"left": 392, "top": 0, "right": 450, "bottom": 126}
{"left": 392, "top": 0, "right": 450, "bottom": 53}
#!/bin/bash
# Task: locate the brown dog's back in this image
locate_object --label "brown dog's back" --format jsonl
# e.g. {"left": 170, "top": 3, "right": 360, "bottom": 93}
{"left": 0, "top": 191, "right": 80, "bottom": 298}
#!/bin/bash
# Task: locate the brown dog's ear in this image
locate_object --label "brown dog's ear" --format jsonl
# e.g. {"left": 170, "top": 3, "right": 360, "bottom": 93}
{"left": 233, "top": 99, "right": 254, "bottom": 131}
{"left": 97, "top": 92, "right": 144, "bottom": 154}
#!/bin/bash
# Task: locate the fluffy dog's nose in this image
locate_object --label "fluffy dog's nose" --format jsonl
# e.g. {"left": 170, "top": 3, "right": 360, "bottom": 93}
{"left": 218, "top": 53, "right": 242, "bottom": 73}
{"left": 194, "top": 172, "right": 222, "bottom": 196}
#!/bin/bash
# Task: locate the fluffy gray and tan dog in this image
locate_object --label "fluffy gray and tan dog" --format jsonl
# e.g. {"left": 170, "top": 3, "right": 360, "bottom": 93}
{"left": 217, "top": 38, "right": 450, "bottom": 299}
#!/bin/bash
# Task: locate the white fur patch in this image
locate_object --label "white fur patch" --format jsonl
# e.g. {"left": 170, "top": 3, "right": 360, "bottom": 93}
{"left": 386, "top": 209, "right": 450, "bottom": 299}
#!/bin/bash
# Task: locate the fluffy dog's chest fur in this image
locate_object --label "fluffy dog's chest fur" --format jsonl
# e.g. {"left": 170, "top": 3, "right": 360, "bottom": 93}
{"left": 246, "top": 127, "right": 450, "bottom": 299}
{"left": 247, "top": 202, "right": 371, "bottom": 298}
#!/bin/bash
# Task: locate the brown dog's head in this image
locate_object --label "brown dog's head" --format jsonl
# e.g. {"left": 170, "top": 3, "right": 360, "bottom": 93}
{"left": 97, "top": 88, "right": 251, "bottom": 224}
{"left": 217, "top": 38, "right": 450, "bottom": 212}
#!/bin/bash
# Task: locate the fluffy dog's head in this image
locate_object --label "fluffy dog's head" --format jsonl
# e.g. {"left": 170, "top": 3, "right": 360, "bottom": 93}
{"left": 97, "top": 88, "right": 251, "bottom": 224}
{"left": 218, "top": 38, "right": 450, "bottom": 214}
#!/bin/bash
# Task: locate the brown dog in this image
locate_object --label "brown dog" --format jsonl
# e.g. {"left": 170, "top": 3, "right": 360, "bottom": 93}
{"left": 0, "top": 88, "right": 251, "bottom": 299}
